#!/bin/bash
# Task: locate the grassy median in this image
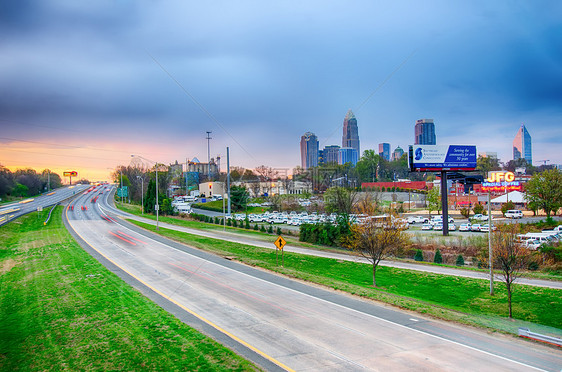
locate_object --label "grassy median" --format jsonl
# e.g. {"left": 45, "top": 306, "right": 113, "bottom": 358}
{"left": 0, "top": 208, "right": 260, "bottom": 371}
{"left": 128, "top": 219, "right": 562, "bottom": 334}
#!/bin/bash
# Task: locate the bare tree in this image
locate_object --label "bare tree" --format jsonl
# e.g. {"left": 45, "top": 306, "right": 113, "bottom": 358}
{"left": 493, "top": 224, "right": 531, "bottom": 318}
{"left": 323, "top": 186, "right": 358, "bottom": 215}
{"left": 343, "top": 196, "right": 409, "bottom": 287}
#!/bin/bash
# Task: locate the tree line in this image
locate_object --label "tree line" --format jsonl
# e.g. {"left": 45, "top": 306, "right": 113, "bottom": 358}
{"left": 0, "top": 166, "right": 63, "bottom": 198}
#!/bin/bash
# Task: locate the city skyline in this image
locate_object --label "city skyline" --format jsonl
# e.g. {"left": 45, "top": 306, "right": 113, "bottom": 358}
{"left": 1, "top": 1, "right": 561, "bottom": 181}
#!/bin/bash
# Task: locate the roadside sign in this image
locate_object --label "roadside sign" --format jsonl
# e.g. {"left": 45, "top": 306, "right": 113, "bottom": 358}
{"left": 409, "top": 145, "right": 477, "bottom": 171}
{"left": 155, "top": 204, "right": 159, "bottom": 211}
{"left": 117, "top": 186, "right": 129, "bottom": 197}
{"left": 37, "top": 206, "right": 43, "bottom": 212}
{"left": 274, "top": 236, "right": 286, "bottom": 250}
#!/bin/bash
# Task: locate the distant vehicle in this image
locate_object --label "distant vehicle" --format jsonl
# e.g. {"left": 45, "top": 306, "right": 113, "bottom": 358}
{"left": 459, "top": 223, "right": 471, "bottom": 232}
{"left": 431, "top": 216, "right": 455, "bottom": 224}
{"left": 190, "top": 190, "right": 200, "bottom": 198}
{"left": 471, "top": 214, "right": 488, "bottom": 222}
{"left": 449, "top": 224, "right": 456, "bottom": 231}
{"left": 407, "top": 216, "right": 428, "bottom": 224}
{"left": 504, "top": 210, "right": 523, "bottom": 219}
{"left": 212, "top": 194, "right": 223, "bottom": 201}
{"left": 471, "top": 224, "right": 482, "bottom": 232}
{"left": 524, "top": 239, "right": 542, "bottom": 250}
{"left": 432, "top": 223, "right": 443, "bottom": 231}
{"left": 421, "top": 223, "right": 433, "bottom": 230}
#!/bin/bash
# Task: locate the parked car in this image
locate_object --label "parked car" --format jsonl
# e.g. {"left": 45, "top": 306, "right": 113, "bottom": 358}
{"left": 421, "top": 223, "right": 433, "bottom": 230}
{"left": 471, "top": 224, "right": 482, "bottom": 232}
{"left": 471, "top": 214, "right": 488, "bottom": 222}
{"left": 505, "top": 210, "right": 523, "bottom": 219}
{"left": 449, "top": 224, "right": 457, "bottom": 231}
{"left": 524, "top": 239, "right": 543, "bottom": 250}
{"left": 407, "top": 216, "right": 429, "bottom": 224}
{"left": 459, "top": 223, "right": 471, "bottom": 232}
{"left": 432, "top": 223, "right": 443, "bottom": 231}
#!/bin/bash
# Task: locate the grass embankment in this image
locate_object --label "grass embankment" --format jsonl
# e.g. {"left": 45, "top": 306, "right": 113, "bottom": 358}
{"left": 192, "top": 200, "right": 266, "bottom": 214}
{"left": 128, "top": 219, "right": 562, "bottom": 334}
{"left": 0, "top": 207, "right": 259, "bottom": 371}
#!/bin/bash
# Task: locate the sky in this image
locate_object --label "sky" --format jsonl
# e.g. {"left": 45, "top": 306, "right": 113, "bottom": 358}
{"left": 1, "top": 0, "right": 561, "bottom": 182}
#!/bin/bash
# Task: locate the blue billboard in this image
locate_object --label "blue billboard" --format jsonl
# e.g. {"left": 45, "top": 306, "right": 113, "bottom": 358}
{"left": 409, "top": 145, "right": 477, "bottom": 171}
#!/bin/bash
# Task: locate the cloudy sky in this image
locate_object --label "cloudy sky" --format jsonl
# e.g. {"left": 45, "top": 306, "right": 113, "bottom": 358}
{"left": 1, "top": 0, "right": 561, "bottom": 181}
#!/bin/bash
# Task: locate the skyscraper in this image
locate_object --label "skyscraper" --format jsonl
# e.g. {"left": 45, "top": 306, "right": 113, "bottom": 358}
{"left": 338, "top": 147, "right": 358, "bottom": 166}
{"left": 322, "top": 145, "right": 340, "bottom": 164}
{"left": 342, "top": 110, "right": 360, "bottom": 156}
{"left": 391, "top": 146, "right": 404, "bottom": 161}
{"left": 378, "top": 143, "right": 390, "bottom": 161}
{"left": 300, "top": 132, "right": 319, "bottom": 169}
{"left": 513, "top": 124, "right": 532, "bottom": 164}
{"left": 414, "top": 119, "right": 436, "bottom": 145}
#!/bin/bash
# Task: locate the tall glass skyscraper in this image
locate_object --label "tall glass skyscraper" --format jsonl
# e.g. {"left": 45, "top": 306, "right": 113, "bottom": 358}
{"left": 300, "top": 132, "right": 319, "bottom": 169}
{"left": 414, "top": 119, "right": 436, "bottom": 145}
{"left": 342, "top": 110, "right": 360, "bottom": 156}
{"left": 513, "top": 124, "right": 532, "bottom": 164}
{"left": 338, "top": 147, "right": 358, "bottom": 166}
{"left": 322, "top": 145, "right": 340, "bottom": 164}
{"left": 378, "top": 143, "right": 390, "bottom": 161}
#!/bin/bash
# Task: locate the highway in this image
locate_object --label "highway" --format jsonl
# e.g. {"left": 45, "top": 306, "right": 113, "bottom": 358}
{"left": 62, "top": 187, "right": 561, "bottom": 371}
{"left": 0, "top": 184, "right": 89, "bottom": 226}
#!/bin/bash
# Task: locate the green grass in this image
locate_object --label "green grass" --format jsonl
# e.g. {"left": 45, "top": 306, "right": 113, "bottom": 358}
{"left": 128, "top": 220, "right": 562, "bottom": 333}
{"left": 192, "top": 200, "right": 266, "bottom": 214}
{"left": 0, "top": 208, "right": 260, "bottom": 371}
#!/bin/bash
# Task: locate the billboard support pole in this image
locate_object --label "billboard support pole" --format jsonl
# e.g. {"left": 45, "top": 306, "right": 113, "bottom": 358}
{"left": 441, "top": 171, "right": 449, "bottom": 236}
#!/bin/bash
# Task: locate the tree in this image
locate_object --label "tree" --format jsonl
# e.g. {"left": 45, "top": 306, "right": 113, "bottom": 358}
{"left": 455, "top": 254, "right": 464, "bottom": 266}
{"left": 343, "top": 201, "right": 409, "bottom": 287}
{"left": 12, "top": 183, "right": 28, "bottom": 197}
{"left": 0, "top": 166, "right": 15, "bottom": 197}
{"left": 473, "top": 203, "right": 485, "bottom": 215}
{"left": 15, "top": 169, "right": 42, "bottom": 196}
{"left": 476, "top": 155, "right": 500, "bottom": 176}
{"left": 501, "top": 201, "right": 515, "bottom": 216}
{"left": 426, "top": 187, "right": 441, "bottom": 216}
{"left": 492, "top": 224, "right": 531, "bottom": 318}
{"left": 414, "top": 249, "right": 424, "bottom": 262}
{"left": 434, "top": 249, "right": 443, "bottom": 264}
{"left": 323, "top": 187, "right": 357, "bottom": 215}
{"left": 356, "top": 150, "right": 380, "bottom": 183}
{"left": 525, "top": 169, "right": 562, "bottom": 217}
{"left": 230, "top": 185, "right": 249, "bottom": 212}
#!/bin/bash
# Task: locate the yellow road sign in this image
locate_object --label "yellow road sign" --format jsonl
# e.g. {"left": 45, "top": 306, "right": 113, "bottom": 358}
{"left": 274, "top": 236, "right": 286, "bottom": 250}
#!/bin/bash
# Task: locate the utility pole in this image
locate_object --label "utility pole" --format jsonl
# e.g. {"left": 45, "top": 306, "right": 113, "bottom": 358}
{"left": 227, "top": 146, "right": 231, "bottom": 216}
{"left": 206, "top": 131, "right": 212, "bottom": 181}
{"left": 488, "top": 191, "right": 494, "bottom": 295}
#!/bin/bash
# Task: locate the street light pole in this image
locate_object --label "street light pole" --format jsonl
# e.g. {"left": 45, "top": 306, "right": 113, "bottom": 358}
{"left": 137, "top": 176, "right": 144, "bottom": 215}
{"left": 120, "top": 169, "right": 123, "bottom": 205}
{"left": 132, "top": 155, "right": 159, "bottom": 230}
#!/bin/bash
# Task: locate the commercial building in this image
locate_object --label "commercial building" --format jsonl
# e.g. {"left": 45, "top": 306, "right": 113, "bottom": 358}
{"left": 300, "top": 132, "right": 319, "bottom": 169}
{"left": 479, "top": 152, "right": 498, "bottom": 159}
{"left": 513, "top": 124, "right": 532, "bottom": 164}
{"left": 378, "top": 143, "right": 390, "bottom": 161}
{"left": 338, "top": 147, "right": 358, "bottom": 166}
{"left": 414, "top": 119, "right": 436, "bottom": 145}
{"left": 342, "top": 110, "right": 360, "bottom": 156}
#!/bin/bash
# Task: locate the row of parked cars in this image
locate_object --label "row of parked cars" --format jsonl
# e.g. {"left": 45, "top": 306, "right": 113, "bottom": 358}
{"left": 234, "top": 211, "right": 339, "bottom": 226}
{"left": 517, "top": 226, "right": 562, "bottom": 250}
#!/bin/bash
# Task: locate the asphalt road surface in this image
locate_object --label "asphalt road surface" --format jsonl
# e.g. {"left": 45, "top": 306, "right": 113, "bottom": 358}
{"left": 0, "top": 184, "right": 89, "bottom": 226}
{"left": 61, "top": 187, "right": 561, "bottom": 371}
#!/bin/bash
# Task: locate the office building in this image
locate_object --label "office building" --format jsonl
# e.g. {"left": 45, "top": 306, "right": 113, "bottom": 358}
{"left": 300, "top": 132, "right": 319, "bottom": 169}
{"left": 479, "top": 152, "right": 498, "bottom": 159}
{"left": 338, "top": 147, "right": 358, "bottom": 166}
{"left": 414, "top": 119, "right": 436, "bottom": 145}
{"left": 342, "top": 110, "right": 360, "bottom": 155}
{"left": 391, "top": 146, "right": 404, "bottom": 161}
{"left": 513, "top": 124, "right": 532, "bottom": 164}
{"left": 378, "top": 143, "right": 390, "bottom": 161}
{"left": 322, "top": 145, "right": 340, "bottom": 164}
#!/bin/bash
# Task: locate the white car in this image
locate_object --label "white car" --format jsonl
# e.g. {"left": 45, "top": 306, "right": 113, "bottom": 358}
{"left": 459, "top": 223, "right": 471, "bottom": 232}
{"left": 524, "top": 239, "right": 542, "bottom": 250}
{"left": 471, "top": 224, "right": 482, "bottom": 232}
{"left": 407, "top": 216, "right": 428, "bottom": 224}
{"left": 505, "top": 210, "right": 523, "bottom": 219}
{"left": 432, "top": 223, "right": 443, "bottom": 231}
{"left": 471, "top": 214, "right": 488, "bottom": 222}
{"left": 421, "top": 223, "right": 433, "bottom": 230}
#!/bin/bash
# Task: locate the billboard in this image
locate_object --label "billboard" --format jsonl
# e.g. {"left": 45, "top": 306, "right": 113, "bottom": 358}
{"left": 63, "top": 171, "right": 78, "bottom": 177}
{"left": 409, "top": 145, "right": 477, "bottom": 171}
{"left": 481, "top": 171, "right": 522, "bottom": 192}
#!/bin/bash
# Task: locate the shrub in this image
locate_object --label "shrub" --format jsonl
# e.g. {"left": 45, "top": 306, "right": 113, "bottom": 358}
{"left": 254, "top": 224, "right": 259, "bottom": 230}
{"left": 434, "top": 249, "right": 443, "bottom": 264}
{"left": 267, "top": 225, "right": 273, "bottom": 234}
{"left": 245, "top": 218, "right": 251, "bottom": 229}
{"left": 414, "top": 249, "right": 424, "bottom": 261}
{"left": 501, "top": 201, "right": 515, "bottom": 215}
{"left": 456, "top": 254, "right": 465, "bottom": 266}
{"left": 276, "top": 227, "right": 282, "bottom": 235}
{"left": 473, "top": 203, "right": 484, "bottom": 215}
{"left": 232, "top": 219, "right": 237, "bottom": 228}
{"left": 527, "top": 261, "right": 539, "bottom": 271}
{"left": 260, "top": 225, "right": 266, "bottom": 233}
{"left": 227, "top": 219, "right": 232, "bottom": 227}
{"left": 460, "top": 208, "right": 470, "bottom": 219}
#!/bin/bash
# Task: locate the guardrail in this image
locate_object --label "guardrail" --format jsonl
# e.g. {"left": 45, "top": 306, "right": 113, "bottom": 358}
{"left": 518, "top": 327, "right": 562, "bottom": 347}
{"left": 44, "top": 203, "right": 59, "bottom": 225}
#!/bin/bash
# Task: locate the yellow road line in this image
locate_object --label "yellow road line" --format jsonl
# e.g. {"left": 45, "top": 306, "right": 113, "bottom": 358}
{"left": 65, "top": 207, "right": 294, "bottom": 372}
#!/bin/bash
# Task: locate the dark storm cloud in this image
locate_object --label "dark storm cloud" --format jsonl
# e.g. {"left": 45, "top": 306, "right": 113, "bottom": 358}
{"left": 1, "top": 0, "right": 561, "bottom": 167}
